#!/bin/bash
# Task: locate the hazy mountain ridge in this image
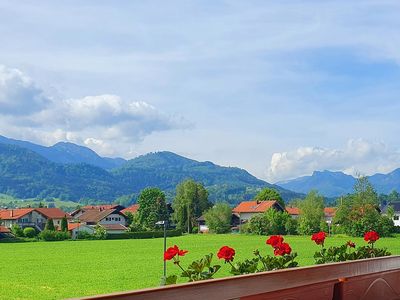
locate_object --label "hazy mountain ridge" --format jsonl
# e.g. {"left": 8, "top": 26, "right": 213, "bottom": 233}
{"left": 277, "top": 169, "right": 400, "bottom": 197}
{"left": 0, "top": 135, "right": 126, "bottom": 169}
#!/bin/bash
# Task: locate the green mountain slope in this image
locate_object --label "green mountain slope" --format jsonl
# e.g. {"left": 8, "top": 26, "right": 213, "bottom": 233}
{"left": 0, "top": 144, "right": 302, "bottom": 205}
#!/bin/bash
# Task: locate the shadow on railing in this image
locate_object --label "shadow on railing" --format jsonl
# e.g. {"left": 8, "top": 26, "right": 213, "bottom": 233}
{"left": 71, "top": 256, "right": 400, "bottom": 300}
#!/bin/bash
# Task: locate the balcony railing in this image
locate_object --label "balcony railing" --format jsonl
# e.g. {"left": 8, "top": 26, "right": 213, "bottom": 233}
{"left": 72, "top": 255, "right": 400, "bottom": 300}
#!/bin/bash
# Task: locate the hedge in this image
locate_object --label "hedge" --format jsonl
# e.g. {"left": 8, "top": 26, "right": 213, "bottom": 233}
{"left": 106, "top": 229, "right": 182, "bottom": 240}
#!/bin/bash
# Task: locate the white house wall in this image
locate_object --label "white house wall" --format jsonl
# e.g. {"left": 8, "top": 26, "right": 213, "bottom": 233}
{"left": 99, "top": 214, "right": 126, "bottom": 225}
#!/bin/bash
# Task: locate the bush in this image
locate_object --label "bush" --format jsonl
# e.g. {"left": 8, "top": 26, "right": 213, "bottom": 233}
{"left": 23, "top": 227, "right": 37, "bottom": 238}
{"left": 191, "top": 226, "right": 199, "bottom": 234}
{"left": 11, "top": 224, "right": 24, "bottom": 237}
{"left": 38, "top": 230, "right": 70, "bottom": 241}
{"left": 203, "top": 203, "right": 232, "bottom": 234}
{"left": 94, "top": 225, "right": 107, "bottom": 240}
{"left": 76, "top": 231, "right": 97, "bottom": 240}
{"left": 106, "top": 229, "right": 182, "bottom": 240}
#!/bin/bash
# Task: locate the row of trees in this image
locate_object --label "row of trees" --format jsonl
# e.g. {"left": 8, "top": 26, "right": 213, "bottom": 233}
{"left": 124, "top": 175, "right": 396, "bottom": 237}
{"left": 245, "top": 177, "right": 396, "bottom": 237}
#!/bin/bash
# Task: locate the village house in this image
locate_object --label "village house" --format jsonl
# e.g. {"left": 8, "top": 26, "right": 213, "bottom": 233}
{"left": 74, "top": 208, "right": 128, "bottom": 234}
{"left": 285, "top": 207, "right": 337, "bottom": 223}
{"left": 232, "top": 200, "right": 285, "bottom": 223}
{"left": 381, "top": 203, "right": 400, "bottom": 227}
{"left": 70, "top": 204, "right": 125, "bottom": 218}
{"left": 64, "top": 223, "right": 95, "bottom": 239}
{"left": 0, "top": 208, "right": 71, "bottom": 231}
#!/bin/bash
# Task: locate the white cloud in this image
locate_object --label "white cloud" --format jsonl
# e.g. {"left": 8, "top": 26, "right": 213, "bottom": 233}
{"left": 0, "top": 65, "right": 190, "bottom": 157}
{"left": 0, "top": 65, "right": 51, "bottom": 115}
{"left": 268, "top": 139, "right": 400, "bottom": 182}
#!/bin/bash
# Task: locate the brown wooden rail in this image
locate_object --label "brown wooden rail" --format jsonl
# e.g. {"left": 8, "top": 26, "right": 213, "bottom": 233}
{"left": 71, "top": 256, "right": 400, "bottom": 300}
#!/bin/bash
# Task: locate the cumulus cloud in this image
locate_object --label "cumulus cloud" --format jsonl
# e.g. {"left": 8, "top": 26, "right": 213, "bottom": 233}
{"left": 0, "top": 65, "right": 51, "bottom": 115}
{"left": 268, "top": 139, "right": 400, "bottom": 182}
{"left": 0, "top": 65, "right": 190, "bottom": 157}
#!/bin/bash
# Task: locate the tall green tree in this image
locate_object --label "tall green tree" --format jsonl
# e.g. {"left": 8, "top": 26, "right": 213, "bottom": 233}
{"left": 44, "top": 218, "right": 55, "bottom": 231}
{"left": 61, "top": 216, "right": 68, "bottom": 232}
{"left": 172, "top": 179, "right": 211, "bottom": 233}
{"left": 334, "top": 176, "right": 394, "bottom": 236}
{"left": 255, "top": 188, "right": 285, "bottom": 208}
{"left": 204, "top": 203, "right": 232, "bottom": 233}
{"left": 298, "top": 190, "right": 325, "bottom": 235}
{"left": 137, "top": 188, "right": 168, "bottom": 230}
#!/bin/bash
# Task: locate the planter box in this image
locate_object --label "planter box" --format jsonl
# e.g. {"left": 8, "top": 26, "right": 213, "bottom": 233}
{"left": 72, "top": 256, "right": 400, "bottom": 300}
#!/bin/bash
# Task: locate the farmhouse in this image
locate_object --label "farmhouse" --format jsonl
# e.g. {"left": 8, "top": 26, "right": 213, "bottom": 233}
{"left": 286, "top": 207, "right": 337, "bottom": 223}
{"left": 232, "top": 200, "right": 284, "bottom": 223}
{"left": 70, "top": 204, "right": 125, "bottom": 218}
{"left": 0, "top": 208, "right": 71, "bottom": 231}
{"left": 75, "top": 208, "right": 127, "bottom": 233}
{"left": 64, "top": 223, "right": 95, "bottom": 239}
{"left": 381, "top": 203, "right": 400, "bottom": 226}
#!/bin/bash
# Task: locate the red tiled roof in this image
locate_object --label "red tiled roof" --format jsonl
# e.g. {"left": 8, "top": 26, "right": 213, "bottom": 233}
{"left": 232, "top": 201, "right": 278, "bottom": 213}
{"left": 0, "top": 226, "right": 11, "bottom": 233}
{"left": 77, "top": 209, "right": 123, "bottom": 223}
{"left": 285, "top": 207, "right": 336, "bottom": 217}
{"left": 67, "top": 223, "right": 82, "bottom": 231}
{"left": 121, "top": 204, "right": 139, "bottom": 215}
{"left": 286, "top": 207, "right": 301, "bottom": 215}
{"left": 82, "top": 205, "right": 119, "bottom": 210}
{"left": 324, "top": 207, "right": 336, "bottom": 217}
{"left": 35, "top": 208, "right": 71, "bottom": 219}
{"left": 101, "top": 224, "right": 127, "bottom": 231}
{"left": 0, "top": 208, "right": 34, "bottom": 220}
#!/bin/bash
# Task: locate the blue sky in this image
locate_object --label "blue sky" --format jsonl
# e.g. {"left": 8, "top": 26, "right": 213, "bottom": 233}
{"left": 0, "top": 1, "right": 400, "bottom": 182}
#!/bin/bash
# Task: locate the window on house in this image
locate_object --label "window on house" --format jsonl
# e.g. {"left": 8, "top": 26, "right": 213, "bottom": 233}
{"left": 394, "top": 215, "right": 399, "bottom": 221}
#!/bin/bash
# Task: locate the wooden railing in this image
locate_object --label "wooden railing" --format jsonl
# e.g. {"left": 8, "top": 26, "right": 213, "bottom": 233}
{"left": 72, "top": 256, "right": 400, "bottom": 300}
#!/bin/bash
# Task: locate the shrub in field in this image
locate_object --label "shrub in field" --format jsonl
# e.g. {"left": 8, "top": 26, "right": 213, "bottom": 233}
{"left": 23, "top": 227, "right": 36, "bottom": 238}
{"left": 11, "top": 224, "right": 24, "bottom": 237}
{"left": 247, "top": 210, "right": 294, "bottom": 235}
{"left": 61, "top": 216, "right": 68, "bottom": 232}
{"left": 76, "top": 231, "right": 96, "bottom": 240}
{"left": 44, "top": 219, "right": 55, "bottom": 231}
{"left": 94, "top": 225, "right": 107, "bottom": 239}
{"left": 204, "top": 203, "right": 231, "bottom": 234}
{"left": 39, "top": 230, "right": 70, "bottom": 241}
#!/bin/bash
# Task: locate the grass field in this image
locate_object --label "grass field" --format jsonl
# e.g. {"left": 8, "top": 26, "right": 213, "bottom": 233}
{"left": 1, "top": 234, "right": 400, "bottom": 300}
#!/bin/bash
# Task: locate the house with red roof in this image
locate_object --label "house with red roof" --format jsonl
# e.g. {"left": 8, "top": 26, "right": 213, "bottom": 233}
{"left": 63, "top": 223, "right": 95, "bottom": 239}
{"left": 232, "top": 200, "right": 284, "bottom": 222}
{"left": 286, "top": 207, "right": 337, "bottom": 223}
{"left": 121, "top": 204, "right": 139, "bottom": 215}
{"left": 74, "top": 208, "right": 128, "bottom": 234}
{"left": 70, "top": 204, "right": 125, "bottom": 218}
{"left": 0, "top": 208, "right": 71, "bottom": 231}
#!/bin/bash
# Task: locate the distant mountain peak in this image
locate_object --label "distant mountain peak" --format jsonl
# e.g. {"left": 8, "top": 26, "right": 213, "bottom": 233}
{"left": 0, "top": 135, "right": 126, "bottom": 169}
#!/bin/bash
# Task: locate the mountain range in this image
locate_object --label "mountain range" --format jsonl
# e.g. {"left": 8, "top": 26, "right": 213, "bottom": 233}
{"left": 0, "top": 135, "right": 301, "bottom": 205}
{"left": 278, "top": 169, "right": 400, "bottom": 197}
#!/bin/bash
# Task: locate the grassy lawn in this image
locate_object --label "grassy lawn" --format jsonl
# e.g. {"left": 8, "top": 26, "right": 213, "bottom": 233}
{"left": 1, "top": 234, "right": 400, "bottom": 299}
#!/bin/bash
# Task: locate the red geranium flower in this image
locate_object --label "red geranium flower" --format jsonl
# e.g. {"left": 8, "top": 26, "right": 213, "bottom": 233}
{"left": 164, "top": 245, "right": 188, "bottom": 261}
{"left": 346, "top": 241, "right": 356, "bottom": 248}
{"left": 273, "top": 242, "right": 292, "bottom": 256}
{"left": 266, "top": 235, "right": 284, "bottom": 248}
{"left": 217, "top": 246, "right": 236, "bottom": 262}
{"left": 364, "top": 231, "right": 379, "bottom": 244}
{"left": 311, "top": 231, "right": 327, "bottom": 246}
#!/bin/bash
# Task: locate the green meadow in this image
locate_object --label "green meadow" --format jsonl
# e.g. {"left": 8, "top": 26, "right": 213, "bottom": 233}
{"left": 1, "top": 234, "right": 400, "bottom": 300}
